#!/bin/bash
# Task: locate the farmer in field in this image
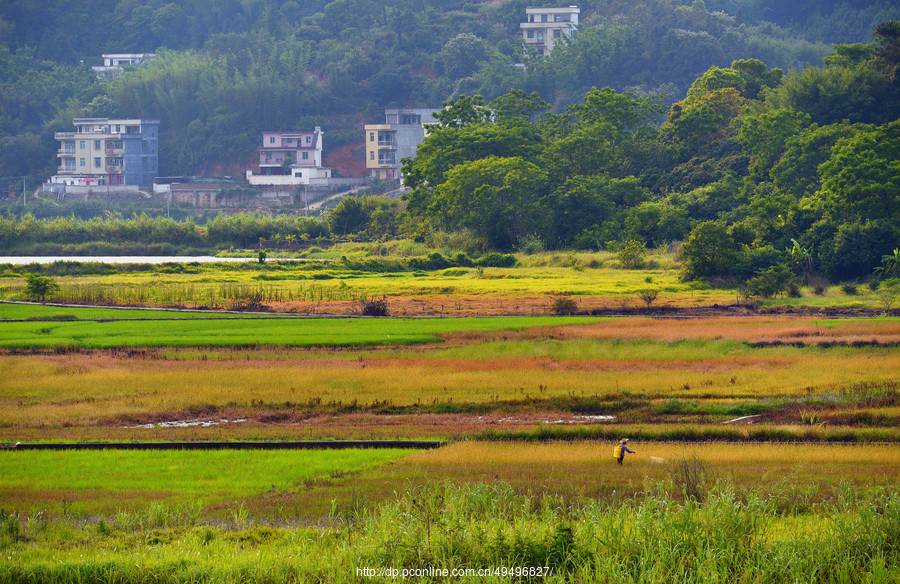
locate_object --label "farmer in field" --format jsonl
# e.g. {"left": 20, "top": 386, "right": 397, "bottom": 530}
{"left": 614, "top": 438, "right": 634, "bottom": 464}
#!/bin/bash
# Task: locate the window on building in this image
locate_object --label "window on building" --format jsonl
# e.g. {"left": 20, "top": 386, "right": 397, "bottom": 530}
{"left": 553, "top": 29, "right": 561, "bottom": 38}
{"left": 370, "top": 151, "right": 375, "bottom": 161}
{"left": 541, "top": 14, "right": 547, "bottom": 22}
{"left": 80, "top": 141, "right": 86, "bottom": 150}
{"left": 79, "top": 158, "right": 85, "bottom": 167}
{"left": 305, "top": 136, "right": 311, "bottom": 144}
{"left": 266, "top": 153, "right": 272, "bottom": 162}
{"left": 528, "top": 14, "right": 534, "bottom": 22}
{"left": 94, "top": 140, "right": 100, "bottom": 149}
{"left": 302, "top": 152, "right": 309, "bottom": 160}
{"left": 527, "top": 30, "right": 534, "bottom": 39}
{"left": 286, "top": 138, "right": 293, "bottom": 144}
{"left": 269, "top": 136, "right": 275, "bottom": 144}
{"left": 94, "top": 157, "right": 101, "bottom": 168}
{"left": 370, "top": 132, "right": 375, "bottom": 141}
{"left": 115, "top": 125, "right": 121, "bottom": 133}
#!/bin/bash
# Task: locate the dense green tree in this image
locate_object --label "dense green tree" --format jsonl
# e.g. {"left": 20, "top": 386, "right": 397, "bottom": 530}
{"left": 738, "top": 108, "right": 811, "bottom": 179}
{"left": 24, "top": 273, "right": 59, "bottom": 302}
{"left": 623, "top": 201, "right": 691, "bottom": 247}
{"left": 545, "top": 175, "right": 649, "bottom": 248}
{"left": 730, "top": 58, "right": 783, "bottom": 99}
{"left": 765, "top": 62, "right": 897, "bottom": 126}
{"left": 819, "top": 120, "right": 900, "bottom": 224}
{"left": 327, "top": 196, "right": 369, "bottom": 236}
{"left": 426, "top": 156, "right": 548, "bottom": 250}
{"left": 681, "top": 221, "right": 743, "bottom": 279}
{"left": 440, "top": 33, "right": 488, "bottom": 78}
{"left": 873, "top": 21, "right": 900, "bottom": 79}
{"left": 541, "top": 121, "right": 624, "bottom": 184}
{"left": 488, "top": 90, "right": 549, "bottom": 125}
{"left": 402, "top": 121, "right": 541, "bottom": 194}
{"left": 770, "top": 122, "right": 862, "bottom": 199}
{"left": 818, "top": 220, "right": 900, "bottom": 281}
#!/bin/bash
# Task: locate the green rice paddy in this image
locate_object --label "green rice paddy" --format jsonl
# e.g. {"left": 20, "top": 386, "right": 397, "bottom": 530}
{"left": 0, "top": 304, "right": 596, "bottom": 348}
{"left": 0, "top": 449, "right": 413, "bottom": 515}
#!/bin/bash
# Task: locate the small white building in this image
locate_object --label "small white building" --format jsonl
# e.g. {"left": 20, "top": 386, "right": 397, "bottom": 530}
{"left": 521, "top": 6, "right": 579, "bottom": 55}
{"left": 92, "top": 53, "right": 156, "bottom": 78}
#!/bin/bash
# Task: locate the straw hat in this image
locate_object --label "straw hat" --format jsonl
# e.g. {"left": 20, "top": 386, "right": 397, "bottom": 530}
{"left": 620, "top": 438, "right": 629, "bottom": 444}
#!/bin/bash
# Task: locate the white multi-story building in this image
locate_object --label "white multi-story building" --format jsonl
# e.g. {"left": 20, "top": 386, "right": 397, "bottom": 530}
{"left": 52, "top": 118, "right": 159, "bottom": 187}
{"left": 521, "top": 6, "right": 580, "bottom": 55}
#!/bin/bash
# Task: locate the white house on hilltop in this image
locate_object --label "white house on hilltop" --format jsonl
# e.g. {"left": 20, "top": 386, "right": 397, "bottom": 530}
{"left": 92, "top": 53, "right": 156, "bottom": 78}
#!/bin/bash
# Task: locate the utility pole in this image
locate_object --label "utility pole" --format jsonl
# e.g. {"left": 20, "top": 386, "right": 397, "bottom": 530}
{"left": 22, "top": 177, "right": 26, "bottom": 207}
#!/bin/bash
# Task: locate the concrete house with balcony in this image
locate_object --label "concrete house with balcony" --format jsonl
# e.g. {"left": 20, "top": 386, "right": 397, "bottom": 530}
{"left": 521, "top": 6, "right": 579, "bottom": 55}
{"left": 92, "top": 53, "right": 156, "bottom": 78}
{"left": 51, "top": 117, "right": 159, "bottom": 188}
{"left": 246, "top": 127, "right": 334, "bottom": 186}
{"left": 365, "top": 108, "right": 438, "bottom": 182}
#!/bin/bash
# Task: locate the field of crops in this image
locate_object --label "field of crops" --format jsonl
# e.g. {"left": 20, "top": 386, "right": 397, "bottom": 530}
{"left": 2, "top": 256, "right": 899, "bottom": 583}
{"left": 2, "top": 249, "right": 891, "bottom": 316}
{"left": 2, "top": 443, "right": 900, "bottom": 583}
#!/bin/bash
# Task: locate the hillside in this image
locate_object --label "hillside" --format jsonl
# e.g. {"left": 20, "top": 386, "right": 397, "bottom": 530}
{"left": 1, "top": 0, "right": 898, "bottom": 182}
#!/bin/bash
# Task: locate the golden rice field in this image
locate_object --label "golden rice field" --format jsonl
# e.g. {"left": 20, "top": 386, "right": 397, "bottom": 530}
{"left": 0, "top": 317, "right": 897, "bottom": 442}
{"left": 342, "top": 441, "right": 900, "bottom": 504}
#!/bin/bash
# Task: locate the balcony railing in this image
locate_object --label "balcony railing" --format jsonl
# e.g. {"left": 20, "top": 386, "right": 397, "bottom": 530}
{"left": 377, "top": 139, "right": 396, "bottom": 147}
{"left": 58, "top": 166, "right": 77, "bottom": 174}
{"left": 54, "top": 132, "right": 75, "bottom": 139}
{"left": 58, "top": 149, "right": 76, "bottom": 157}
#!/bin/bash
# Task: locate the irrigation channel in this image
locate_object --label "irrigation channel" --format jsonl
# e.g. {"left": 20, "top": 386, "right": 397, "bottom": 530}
{"left": 3, "top": 440, "right": 444, "bottom": 451}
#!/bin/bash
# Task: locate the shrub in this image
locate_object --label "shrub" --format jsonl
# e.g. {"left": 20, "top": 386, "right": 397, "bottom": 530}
{"left": 518, "top": 233, "right": 545, "bottom": 255}
{"left": 681, "top": 221, "right": 741, "bottom": 280}
{"left": 552, "top": 296, "right": 578, "bottom": 315}
{"left": 746, "top": 264, "right": 795, "bottom": 298}
{"left": 618, "top": 239, "right": 647, "bottom": 269}
{"left": 24, "top": 273, "right": 59, "bottom": 302}
{"left": 877, "top": 278, "right": 900, "bottom": 311}
{"left": 840, "top": 282, "right": 858, "bottom": 295}
{"left": 475, "top": 253, "right": 517, "bottom": 268}
{"left": 359, "top": 296, "right": 389, "bottom": 316}
{"left": 808, "top": 275, "right": 829, "bottom": 295}
{"left": 407, "top": 253, "right": 452, "bottom": 271}
{"left": 638, "top": 289, "right": 659, "bottom": 308}
{"left": 670, "top": 454, "right": 711, "bottom": 502}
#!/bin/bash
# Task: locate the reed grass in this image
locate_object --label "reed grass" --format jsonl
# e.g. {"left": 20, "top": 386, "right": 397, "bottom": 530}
{"left": 2, "top": 475, "right": 898, "bottom": 583}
